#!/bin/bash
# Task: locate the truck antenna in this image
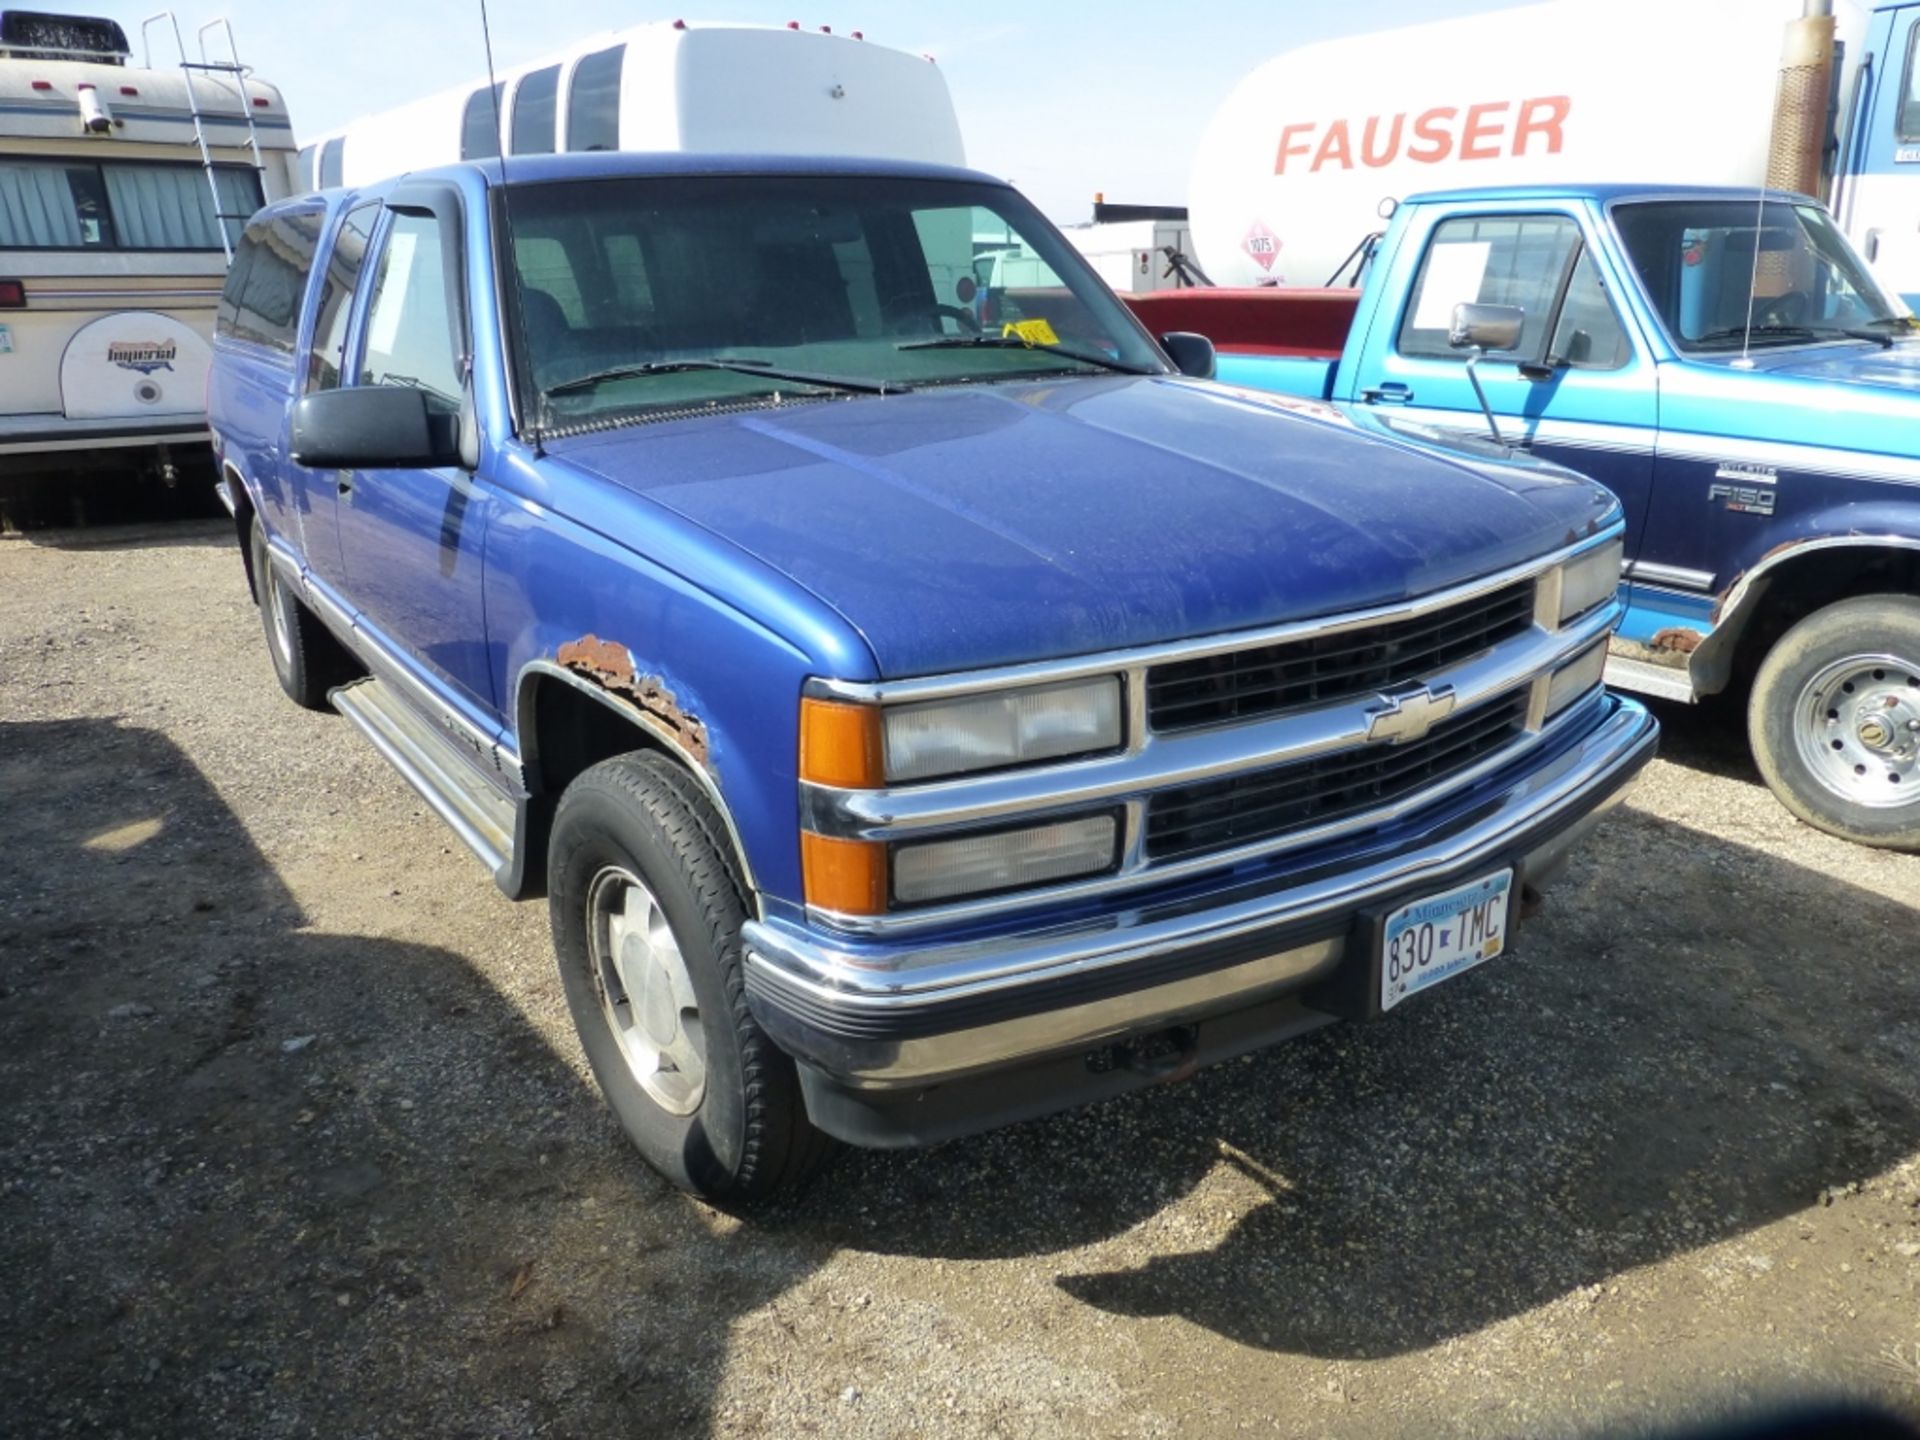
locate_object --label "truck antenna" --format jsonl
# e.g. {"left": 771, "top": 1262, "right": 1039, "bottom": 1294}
{"left": 476, "top": 0, "right": 545, "bottom": 455}
{"left": 1737, "top": 67, "right": 1790, "bottom": 372}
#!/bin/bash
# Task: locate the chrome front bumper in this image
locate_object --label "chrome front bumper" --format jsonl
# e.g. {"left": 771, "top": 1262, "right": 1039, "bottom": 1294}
{"left": 743, "top": 695, "right": 1657, "bottom": 1126}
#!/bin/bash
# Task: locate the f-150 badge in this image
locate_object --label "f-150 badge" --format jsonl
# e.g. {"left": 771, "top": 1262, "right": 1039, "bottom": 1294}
{"left": 1711, "top": 462, "right": 1777, "bottom": 516}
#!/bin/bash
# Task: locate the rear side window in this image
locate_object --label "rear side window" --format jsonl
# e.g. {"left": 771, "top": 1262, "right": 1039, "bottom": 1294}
{"left": 307, "top": 203, "right": 381, "bottom": 392}
{"left": 359, "top": 212, "right": 464, "bottom": 407}
{"left": 511, "top": 65, "right": 560, "bottom": 155}
{"left": 217, "top": 209, "right": 326, "bottom": 355}
{"left": 566, "top": 45, "right": 624, "bottom": 152}
{"left": 460, "top": 82, "right": 504, "bottom": 161}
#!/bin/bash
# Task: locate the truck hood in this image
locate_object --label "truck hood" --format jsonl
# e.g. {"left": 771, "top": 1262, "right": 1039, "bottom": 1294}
{"left": 1694, "top": 340, "right": 1920, "bottom": 395}
{"left": 549, "top": 377, "right": 1616, "bottom": 678}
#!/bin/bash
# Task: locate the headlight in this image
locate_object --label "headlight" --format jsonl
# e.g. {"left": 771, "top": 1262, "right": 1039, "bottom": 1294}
{"left": 1555, "top": 539, "right": 1624, "bottom": 626}
{"left": 882, "top": 677, "right": 1123, "bottom": 783}
{"left": 1544, "top": 639, "right": 1609, "bottom": 718}
{"left": 892, "top": 812, "right": 1120, "bottom": 905}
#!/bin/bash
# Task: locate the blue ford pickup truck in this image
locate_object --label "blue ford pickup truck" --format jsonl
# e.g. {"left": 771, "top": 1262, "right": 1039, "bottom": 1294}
{"left": 1131, "top": 184, "right": 1920, "bottom": 850}
{"left": 208, "top": 153, "right": 1655, "bottom": 1202}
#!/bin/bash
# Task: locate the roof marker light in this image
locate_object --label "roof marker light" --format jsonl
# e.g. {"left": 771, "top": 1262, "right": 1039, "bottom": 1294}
{"left": 820, "top": 24, "right": 831, "bottom": 32}
{"left": 251, "top": 96, "right": 269, "bottom": 107}
{"left": 852, "top": 30, "right": 864, "bottom": 39}
{"left": 672, "top": 17, "right": 686, "bottom": 27}
{"left": 119, "top": 84, "right": 137, "bottom": 95}
{"left": 787, "top": 19, "right": 800, "bottom": 28}
{"left": 30, "top": 79, "right": 51, "bottom": 90}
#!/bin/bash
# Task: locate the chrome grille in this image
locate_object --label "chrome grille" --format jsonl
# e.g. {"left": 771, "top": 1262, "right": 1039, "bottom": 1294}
{"left": 1144, "top": 693, "right": 1530, "bottom": 863}
{"left": 1146, "top": 580, "right": 1537, "bottom": 733}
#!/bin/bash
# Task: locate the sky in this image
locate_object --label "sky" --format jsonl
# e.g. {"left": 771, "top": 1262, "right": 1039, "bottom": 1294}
{"left": 121, "top": 0, "right": 1535, "bottom": 220}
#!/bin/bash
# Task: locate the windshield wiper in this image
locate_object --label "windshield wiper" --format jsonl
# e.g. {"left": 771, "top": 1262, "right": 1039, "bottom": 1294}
{"left": 896, "top": 334, "right": 1155, "bottom": 376}
{"left": 1689, "top": 324, "right": 1830, "bottom": 347}
{"left": 1840, "top": 316, "right": 1920, "bottom": 349}
{"left": 542, "top": 357, "right": 899, "bottom": 401}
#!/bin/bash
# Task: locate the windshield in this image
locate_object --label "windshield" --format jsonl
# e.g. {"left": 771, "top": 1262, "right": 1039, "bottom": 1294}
{"left": 1612, "top": 199, "right": 1913, "bottom": 352}
{"left": 502, "top": 174, "right": 1167, "bottom": 430}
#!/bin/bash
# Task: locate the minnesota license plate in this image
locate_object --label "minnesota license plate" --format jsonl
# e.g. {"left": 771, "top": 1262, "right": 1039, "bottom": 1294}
{"left": 1379, "top": 868, "right": 1513, "bottom": 1012}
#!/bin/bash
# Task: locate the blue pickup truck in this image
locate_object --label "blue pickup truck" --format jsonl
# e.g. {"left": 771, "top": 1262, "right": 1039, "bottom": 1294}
{"left": 1134, "top": 183, "right": 1920, "bottom": 851}
{"left": 208, "top": 153, "right": 1655, "bottom": 1202}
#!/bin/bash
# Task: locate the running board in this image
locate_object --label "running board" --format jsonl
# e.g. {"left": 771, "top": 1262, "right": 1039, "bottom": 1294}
{"left": 331, "top": 677, "right": 517, "bottom": 876}
{"left": 1605, "top": 653, "right": 1696, "bottom": 704}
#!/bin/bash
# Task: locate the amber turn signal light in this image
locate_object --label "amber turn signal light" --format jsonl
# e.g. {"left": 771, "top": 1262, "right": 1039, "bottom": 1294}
{"left": 799, "top": 697, "right": 884, "bottom": 788}
{"left": 801, "top": 832, "right": 888, "bottom": 915}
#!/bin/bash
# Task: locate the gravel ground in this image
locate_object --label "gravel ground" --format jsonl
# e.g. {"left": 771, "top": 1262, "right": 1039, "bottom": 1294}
{"left": 2, "top": 520, "right": 1918, "bottom": 1440}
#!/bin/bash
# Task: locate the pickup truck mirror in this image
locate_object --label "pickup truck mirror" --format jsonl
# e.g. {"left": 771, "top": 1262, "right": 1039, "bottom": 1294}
{"left": 1448, "top": 303, "right": 1525, "bottom": 354}
{"left": 290, "top": 387, "right": 464, "bottom": 471}
{"left": 1160, "top": 331, "right": 1217, "bottom": 379}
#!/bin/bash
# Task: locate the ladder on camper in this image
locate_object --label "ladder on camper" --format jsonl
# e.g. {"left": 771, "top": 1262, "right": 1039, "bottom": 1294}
{"left": 140, "top": 13, "right": 267, "bottom": 264}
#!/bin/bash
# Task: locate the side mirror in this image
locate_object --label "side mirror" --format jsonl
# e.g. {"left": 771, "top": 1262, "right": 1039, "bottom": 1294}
{"left": 1448, "top": 303, "right": 1525, "bottom": 354}
{"left": 290, "top": 387, "right": 464, "bottom": 470}
{"left": 1160, "top": 331, "right": 1216, "bottom": 380}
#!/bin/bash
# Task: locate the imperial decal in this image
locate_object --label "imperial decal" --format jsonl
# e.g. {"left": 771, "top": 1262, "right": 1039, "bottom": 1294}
{"left": 107, "top": 340, "right": 178, "bottom": 375}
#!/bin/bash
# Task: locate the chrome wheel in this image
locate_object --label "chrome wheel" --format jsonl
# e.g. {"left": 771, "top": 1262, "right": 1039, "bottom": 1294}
{"left": 1794, "top": 653, "right": 1920, "bottom": 808}
{"left": 585, "top": 865, "right": 706, "bottom": 1115}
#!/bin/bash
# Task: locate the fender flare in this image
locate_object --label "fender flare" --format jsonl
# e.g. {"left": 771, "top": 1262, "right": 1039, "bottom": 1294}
{"left": 512, "top": 659, "right": 762, "bottom": 905}
{"left": 1691, "top": 533, "right": 1920, "bottom": 695}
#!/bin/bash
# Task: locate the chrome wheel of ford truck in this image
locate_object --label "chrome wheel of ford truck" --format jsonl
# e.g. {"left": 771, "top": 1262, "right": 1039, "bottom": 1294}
{"left": 548, "top": 751, "right": 833, "bottom": 1204}
{"left": 1750, "top": 595, "right": 1920, "bottom": 851}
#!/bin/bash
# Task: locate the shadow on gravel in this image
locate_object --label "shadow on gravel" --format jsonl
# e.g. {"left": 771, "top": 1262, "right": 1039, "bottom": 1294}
{"left": 9, "top": 714, "right": 1918, "bottom": 1436}
{"left": 1636, "top": 692, "right": 1764, "bottom": 785}
{"left": 782, "top": 797, "right": 1920, "bottom": 1362}
{"left": 0, "top": 718, "right": 821, "bottom": 1438}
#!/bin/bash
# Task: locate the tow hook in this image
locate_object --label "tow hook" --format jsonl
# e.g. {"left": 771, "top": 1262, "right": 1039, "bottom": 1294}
{"left": 1085, "top": 1024, "right": 1200, "bottom": 1081}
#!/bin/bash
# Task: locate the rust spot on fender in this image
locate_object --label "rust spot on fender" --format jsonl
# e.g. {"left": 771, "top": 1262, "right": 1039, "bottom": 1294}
{"left": 556, "top": 634, "right": 712, "bottom": 768}
{"left": 1650, "top": 627, "right": 1703, "bottom": 655}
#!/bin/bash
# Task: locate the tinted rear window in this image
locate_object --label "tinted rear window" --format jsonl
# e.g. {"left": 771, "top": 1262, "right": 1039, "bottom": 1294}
{"left": 566, "top": 45, "right": 623, "bottom": 152}
{"left": 318, "top": 138, "right": 344, "bottom": 191}
{"left": 218, "top": 209, "right": 326, "bottom": 355}
{"left": 511, "top": 65, "right": 560, "bottom": 155}
{"left": 461, "top": 82, "right": 504, "bottom": 161}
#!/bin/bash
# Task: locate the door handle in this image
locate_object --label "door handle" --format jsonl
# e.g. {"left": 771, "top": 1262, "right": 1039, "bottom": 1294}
{"left": 1361, "top": 382, "right": 1414, "bottom": 405}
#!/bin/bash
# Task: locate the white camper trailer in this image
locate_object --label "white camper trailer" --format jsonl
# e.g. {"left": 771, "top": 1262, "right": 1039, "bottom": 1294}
{"left": 299, "top": 20, "right": 966, "bottom": 190}
{"left": 0, "top": 10, "right": 293, "bottom": 504}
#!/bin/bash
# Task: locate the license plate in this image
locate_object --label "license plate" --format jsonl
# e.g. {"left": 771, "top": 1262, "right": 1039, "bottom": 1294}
{"left": 1379, "top": 868, "right": 1513, "bottom": 1012}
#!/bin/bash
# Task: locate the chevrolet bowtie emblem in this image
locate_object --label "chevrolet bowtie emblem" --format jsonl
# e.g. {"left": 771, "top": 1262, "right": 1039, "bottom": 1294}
{"left": 1364, "top": 682, "right": 1457, "bottom": 745}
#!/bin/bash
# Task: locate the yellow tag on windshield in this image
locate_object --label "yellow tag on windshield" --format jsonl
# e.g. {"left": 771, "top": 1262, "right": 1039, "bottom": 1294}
{"left": 1002, "top": 318, "right": 1059, "bottom": 347}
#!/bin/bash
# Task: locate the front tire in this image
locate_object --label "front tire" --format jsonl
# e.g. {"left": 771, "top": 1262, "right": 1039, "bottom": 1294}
{"left": 548, "top": 751, "right": 832, "bottom": 1204}
{"left": 1748, "top": 594, "right": 1920, "bottom": 850}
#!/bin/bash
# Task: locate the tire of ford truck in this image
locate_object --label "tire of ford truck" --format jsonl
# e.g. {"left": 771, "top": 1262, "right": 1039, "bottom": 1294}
{"left": 1748, "top": 594, "right": 1920, "bottom": 851}
{"left": 547, "top": 751, "right": 833, "bottom": 1203}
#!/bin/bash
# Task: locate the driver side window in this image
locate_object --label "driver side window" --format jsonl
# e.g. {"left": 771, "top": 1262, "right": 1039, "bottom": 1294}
{"left": 1398, "top": 214, "right": 1629, "bottom": 371}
